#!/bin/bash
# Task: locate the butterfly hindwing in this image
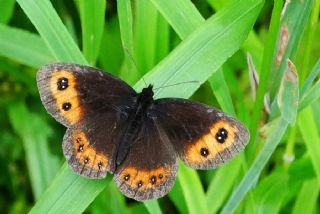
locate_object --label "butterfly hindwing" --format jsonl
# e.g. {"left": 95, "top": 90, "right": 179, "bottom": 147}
{"left": 63, "top": 128, "right": 109, "bottom": 178}
{"left": 37, "top": 63, "right": 138, "bottom": 178}
{"left": 113, "top": 118, "right": 178, "bottom": 201}
{"left": 152, "top": 98, "right": 249, "bottom": 169}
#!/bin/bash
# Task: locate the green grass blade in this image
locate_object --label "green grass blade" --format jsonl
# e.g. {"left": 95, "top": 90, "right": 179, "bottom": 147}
{"left": 221, "top": 118, "right": 289, "bottom": 213}
{"left": 292, "top": 179, "right": 319, "bottom": 214}
{"left": 168, "top": 180, "right": 188, "bottom": 214}
{"left": 144, "top": 200, "right": 163, "bottom": 214}
{"left": 16, "top": 0, "right": 87, "bottom": 63}
{"left": 0, "top": 24, "right": 54, "bottom": 68}
{"left": 0, "top": 0, "right": 15, "bottom": 24}
{"left": 98, "top": 18, "right": 123, "bottom": 74}
{"left": 298, "top": 107, "right": 320, "bottom": 183}
{"left": 134, "top": 0, "right": 159, "bottom": 73}
{"left": 79, "top": 0, "right": 106, "bottom": 65}
{"left": 253, "top": 170, "right": 288, "bottom": 213}
{"left": 209, "top": 68, "right": 236, "bottom": 116}
{"left": 249, "top": 0, "right": 283, "bottom": 156}
{"left": 8, "top": 102, "right": 59, "bottom": 200}
{"left": 178, "top": 164, "right": 207, "bottom": 214}
{"left": 134, "top": 0, "right": 264, "bottom": 99}
{"left": 299, "top": 74, "right": 320, "bottom": 110}
{"left": 30, "top": 163, "right": 109, "bottom": 214}
{"left": 116, "top": 0, "right": 140, "bottom": 84}
{"left": 206, "top": 158, "right": 241, "bottom": 214}
{"left": 150, "top": 0, "right": 204, "bottom": 38}
{"left": 300, "top": 59, "right": 320, "bottom": 96}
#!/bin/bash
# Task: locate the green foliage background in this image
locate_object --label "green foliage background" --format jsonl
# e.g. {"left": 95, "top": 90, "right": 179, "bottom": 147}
{"left": 0, "top": 0, "right": 319, "bottom": 213}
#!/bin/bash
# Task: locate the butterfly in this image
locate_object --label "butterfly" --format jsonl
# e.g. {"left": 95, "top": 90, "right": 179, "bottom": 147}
{"left": 36, "top": 63, "right": 249, "bottom": 201}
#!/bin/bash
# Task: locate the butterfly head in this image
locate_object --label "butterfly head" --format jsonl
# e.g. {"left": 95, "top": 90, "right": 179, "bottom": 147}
{"left": 140, "top": 84, "right": 154, "bottom": 98}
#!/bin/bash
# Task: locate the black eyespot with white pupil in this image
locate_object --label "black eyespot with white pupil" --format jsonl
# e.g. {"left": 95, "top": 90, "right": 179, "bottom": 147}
{"left": 215, "top": 128, "right": 228, "bottom": 143}
{"left": 84, "top": 157, "right": 89, "bottom": 164}
{"left": 137, "top": 181, "right": 143, "bottom": 188}
{"left": 62, "top": 102, "right": 71, "bottom": 111}
{"left": 98, "top": 162, "right": 103, "bottom": 169}
{"left": 57, "top": 77, "right": 68, "bottom": 90}
{"left": 200, "top": 148, "right": 209, "bottom": 157}
{"left": 150, "top": 176, "right": 156, "bottom": 184}
{"left": 124, "top": 174, "right": 130, "bottom": 181}
{"left": 78, "top": 144, "right": 84, "bottom": 152}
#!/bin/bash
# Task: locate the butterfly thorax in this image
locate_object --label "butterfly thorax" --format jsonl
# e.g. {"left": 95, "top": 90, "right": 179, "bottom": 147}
{"left": 114, "top": 84, "right": 155, "bottom": 170}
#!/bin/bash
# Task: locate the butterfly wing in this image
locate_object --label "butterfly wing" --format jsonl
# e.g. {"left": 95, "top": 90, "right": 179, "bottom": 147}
{"left": 37, "top": 63, "right": 137, "bottom": 178}
{"left": 113, "top": 117, "right": 178, "bottom": 201}
{"left": 151, "top": 98, "right": 249, "bottom": 169}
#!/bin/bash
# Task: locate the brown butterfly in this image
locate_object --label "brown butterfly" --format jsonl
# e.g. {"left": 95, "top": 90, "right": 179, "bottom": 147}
{"left": 37, "top": 63, "right": 249, "bottom": 201}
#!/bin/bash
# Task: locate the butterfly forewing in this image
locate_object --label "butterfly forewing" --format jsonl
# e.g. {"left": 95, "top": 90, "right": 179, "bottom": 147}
{"left": 152, "top": 98, "right": 249, "bottom": 169}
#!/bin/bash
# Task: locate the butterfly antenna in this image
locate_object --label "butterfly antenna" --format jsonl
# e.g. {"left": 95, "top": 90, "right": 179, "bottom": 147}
{"left": 124, "top": 47, "right": 148, "bottom": 87}
{"left": 153, "top": 80, "right": 200, "bottom": 90}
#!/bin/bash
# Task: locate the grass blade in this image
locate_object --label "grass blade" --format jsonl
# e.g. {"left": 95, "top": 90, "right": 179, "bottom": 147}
{"left": 150, "top": 0, "right": 204, "bottom": 38}
{"left": 79, "top": 0, "right": 106, "bottom": 65}
{"left": 16, "top": 0, "right": 87, "bottom": 63}
{"left": 209, "top": 68, "right": 236, "bottom": 116}
{"left": 178, "top": 164, "right": 207, "bottom": 214}
{"left": 292, "top": 179, "right": 319, "bottom": 214}
{"left": 221, "top": 118, "right": 289, "bottom": 213}
{"left": 30, "top": 163, "right": 109, "bottom": 213}
{"left": 144, "top": 200, "right": 163, "bottom": 214}
{"left": 206, "top": 158, "right": 241, "bottom": 214}
{"left": 300, "top": 59, "right": 320, "bottom": 96}
{"left": 135, "top": 0, "right": 264, "bottom": 99}
{"left": 0, "top": 24, "right": 53, "bottom": 68}
{"left": 8, "top": 102, "right": 59, "bottom": 200}
{"left": 0, "top": 0, "right": 15, "bottom": 24}
{"left": 253, "top": 170, "right": 288, "bottom": 213}
{"left": 117, "top": 0, "right": 140, "bottom": 84}
{"left": 298, "top": 107, "right": 320, "bottom": 183}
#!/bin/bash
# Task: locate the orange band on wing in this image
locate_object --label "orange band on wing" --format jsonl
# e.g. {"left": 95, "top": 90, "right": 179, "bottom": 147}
{"left": 72, "top": 129, "right": 108, "bottom": 171}
{"left": 185, "top": 120, "right": 236, "bottom": 165}
{"left": 119, "top": 166, "right": 172, "bottom": 191}
{"left": 49, "top": 70, "right": 84, "bottom": 125}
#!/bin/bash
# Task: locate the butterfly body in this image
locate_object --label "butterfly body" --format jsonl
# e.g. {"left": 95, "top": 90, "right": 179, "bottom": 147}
{"left": 37, "top": 63, "right": 249, "bottom": 201}
{"left": 115, "top": 85, "right": 154, "bottom": 169}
